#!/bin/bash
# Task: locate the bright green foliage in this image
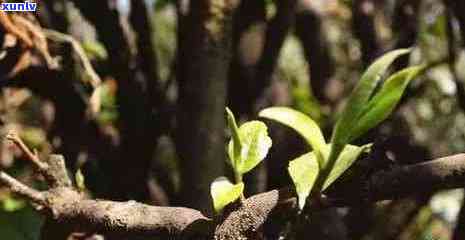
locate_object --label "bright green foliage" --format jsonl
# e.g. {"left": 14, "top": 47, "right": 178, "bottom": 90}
{"left": 259, "top": 107, "right": 326, "bottom": 166}
{"left": 227, "top": 121, "right": 272, "bottom": 176}
{"left": 322, "top": 144, "right": 371, "bottom": 190}
{"left": 259, "top": 49, "right": 422, "bottom": 209}
{"left": 227, "top": 109, "right": 272, "bottom": 179}
{"left": 2, "top": 197, "right": 25, "bottom": 212}
{"left": 75, "top": 169, "right": 86, "bottom": 192}
{"left": 349, "top": 65, "right": 426, "bottom": 142}
{"left": 210, "top": 177, "right": 244, "bottom": 213}
{"left": 82, "top": 41, "right": 108, "bottom": 61}
{"left": 328, "top": 49, "right": 411, "bottom": 172}
{"left": 226, "top": 107, "right": 242, "bottom": 167}
{"left": 210, "top": 108, "right": 272, "bottom": 213}
{"left": 288, "top": 153, "right": 319, "bottom": 210}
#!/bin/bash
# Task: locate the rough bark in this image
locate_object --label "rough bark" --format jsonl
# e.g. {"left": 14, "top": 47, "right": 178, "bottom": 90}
{"left": 3, "top": 134, "right": 465, "bottom": 239}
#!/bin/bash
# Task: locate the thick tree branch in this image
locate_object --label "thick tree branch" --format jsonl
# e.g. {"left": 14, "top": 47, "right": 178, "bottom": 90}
{"left": 3, "top": 132, "right": 465, "bottom": 239}
{"left": 316, "top": 154, "right": 465, "bottom": 207}
{"left": 50, "top": 197, "right": 211, "bottom": 239}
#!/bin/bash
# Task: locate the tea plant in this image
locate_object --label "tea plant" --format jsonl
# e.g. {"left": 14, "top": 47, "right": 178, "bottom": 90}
{"left": 211, "top": 48, "right": 426, "bottom": 212}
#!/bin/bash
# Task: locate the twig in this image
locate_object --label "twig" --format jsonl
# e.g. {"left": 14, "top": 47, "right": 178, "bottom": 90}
{"left": 43, "top": 29, "right": 101, "bottom": 88}
{"left": 0, "top": 12, "right": 33, "bottom": 47}
{"left": 11, "top": 16, "right": 58, "bottom": 69}
{"left": 0, "top": 171, "right": 46, "bottom": 206}
{"left": 43, "top": 29, "right": 103, "bottom": 115}
{"left": 5, "top": 131, "right": 64, "bottom": 188}
{"left": 6, "top": 131, "right": 48, "bottom": 171}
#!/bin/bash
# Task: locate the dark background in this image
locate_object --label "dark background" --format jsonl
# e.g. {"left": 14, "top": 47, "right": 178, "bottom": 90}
{"left": 1, "top": 0, "right": 465, "bottom": 239}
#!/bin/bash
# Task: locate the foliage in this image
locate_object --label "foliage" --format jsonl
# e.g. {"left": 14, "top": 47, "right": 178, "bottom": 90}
{"left": 210, "top": 108, "right": 272, "bottom": 213}
{"left": 213, "top": 49, "right": 422, "bottom": 211}
{"left": 75, "top": 168, "right": 86, "bottom": 192}
{"left": 210, "top": 177, "right": 244, "bottom": 213}
{"left": 287, "top": 152, "right": 319, "bottom": 209}
{"left": 259, "top": 49, "right": 423, "bottom": 209}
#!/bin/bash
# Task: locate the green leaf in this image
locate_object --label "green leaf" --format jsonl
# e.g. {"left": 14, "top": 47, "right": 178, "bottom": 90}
{"left": 330, "top": 49, "right": 411, "bottom": 162}
{"left": 226, "top": 107, "right": 242, "bottom": 168}
{"left": 82, "top": 41, "right": 108, "bottom": 60}
{"left": 75, "top": 168, "right": 86, "bottom": 192}
{"left": 317, "top": 49, "right": 411, "bottom": 191}
{"left": 210, "top": 177, "right": 244, "bottom": 213}
{"left": 322, "top": 144, "right": 371, "bottom": 190}
{"left": 228, "top": 121, "right": 272, "bottom": 175}
{"left": 259, "top": 107, "right": 325, "bottom": 165}
{"left": 2, "top": 197, "right": 25, "bottom": 212}
{"left": 349, "top": 66, "right": 425, "bottom": 142}
{"left": 288, "top": 152, "right": 319, "bottom": 209}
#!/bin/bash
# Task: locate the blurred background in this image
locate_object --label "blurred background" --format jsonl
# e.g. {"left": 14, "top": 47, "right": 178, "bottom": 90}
{"left": 1, "top": 0, "right": 465, "bottom": 239}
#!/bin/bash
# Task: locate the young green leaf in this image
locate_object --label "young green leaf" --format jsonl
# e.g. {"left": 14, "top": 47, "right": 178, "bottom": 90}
{"left": 228, "top": 121, "right": 272, "bottom": 175}
{"left": 319, "top": 49, "right": 411, "bottom": 190}
{"left": 288, "top": 152, "right": 319, "bottom": 209}
{"left": 75, "top": 168, "right": 86, "bottom": 192}
{"left": 2, "top": 197, "right": 26, "bottom": 212}
{"left": 349, "top": 65, "right": 425, "bottom": 142}
{"left": 322, "top": 144, "right": 371, "bottom": 190}
{"left": 210, "top": 177, "right": 244, "bottom": 213}
{"left": 330, "top": 49, "right": 411, "bottom": 161}
{"left": 226, "top": 107, "right": 242, "bottom": 168}
{"left": 259, "top": 107, "right": 326, "bottom": 165}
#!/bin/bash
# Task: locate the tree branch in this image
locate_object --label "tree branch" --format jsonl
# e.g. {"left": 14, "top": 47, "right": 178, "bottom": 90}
{"left": 50, "top": 198, "right": 212, "bottom": 239}
{"left": 3, "top": 131, "right": 465, "bottom": 238}
{"left": 317, "top": 154, "right": 465, "bottom": 207}
{"left": 0, "top": 172, "right": 46, "bottom": 207}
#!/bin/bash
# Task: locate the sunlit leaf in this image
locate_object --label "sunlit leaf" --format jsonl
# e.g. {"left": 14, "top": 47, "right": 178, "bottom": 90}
{"left": 322, "top": 144, "right": 371, "bottom": 190}
{"left": 259, "top": 107, "right": 325, "bottom": 165}
{"left": 2, "top": 197, "right": 25, "bottom": 212}
{"left": 210, "top": 177, "right": 244, "bottom": 213}
{"left": 228, "top": 121, "right": 272, "bottom": 175}
{"left": 75, "top": 168, "right": 86, "bottom": 192}
{"left": 226, "top": 107, "right": 242, "bottom": 168}
{"left": 288, "top": 152, "right": 319, "bottom": 209}
{"left": 330, "top": 49, "right": 410, "bottom": 159}
{"left": 349, "top": 66, "right": 425, "bottom": 142}
{"left": 323, "top": 49, "right": 411, "bottom": 187}
{"left": 82, "top": 41, "right": 108, "bottom": 60}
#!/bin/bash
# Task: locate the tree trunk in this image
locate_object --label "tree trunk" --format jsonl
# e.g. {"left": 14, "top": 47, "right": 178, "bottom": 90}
{"left": 176, "top": 0, "right": 238, "bottom": 213}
